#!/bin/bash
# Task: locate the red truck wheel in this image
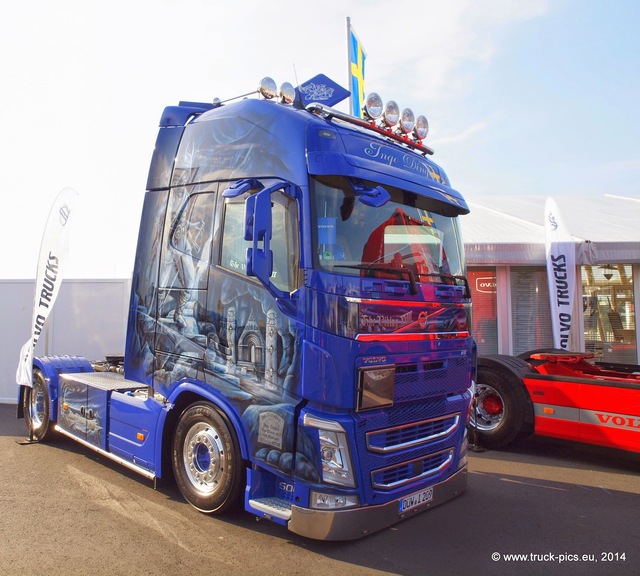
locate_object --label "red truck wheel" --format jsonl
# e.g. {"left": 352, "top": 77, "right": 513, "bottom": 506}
{"left": 471, "top": 357, "right": 534, "bottom": 449}
{"left": 473, "top": 382, "right": 506, "bottom": 431}
{"left": 172, "top": 402, "right": 244, "bottom": 514}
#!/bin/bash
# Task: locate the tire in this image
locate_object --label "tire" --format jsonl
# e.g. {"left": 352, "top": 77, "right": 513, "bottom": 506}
{"left": 172, "top": 402, "right": 243, "bottom": 514}
{"left": 22, "top": 368, "right": 55, "bottom": 442}
{"left": 470, "top": 357, "right": 534, "bottom": 449}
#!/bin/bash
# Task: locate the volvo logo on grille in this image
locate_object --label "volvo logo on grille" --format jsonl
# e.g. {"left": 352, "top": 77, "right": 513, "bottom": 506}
{"left": 363, "top": 356, "right": 387, "bottom": 364}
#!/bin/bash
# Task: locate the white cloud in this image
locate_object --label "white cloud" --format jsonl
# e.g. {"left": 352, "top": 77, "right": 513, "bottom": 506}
{"left": 0, "top": 0, "right": 551, "bottom": 278}
{"left": 431, "top": 121, "right": 490, "bottom": 146}
{"left": 601, "top": 158, "right": 640, "bottom": 173}
{"left": 354, "top": 0, "right": 550, "bottom": 105}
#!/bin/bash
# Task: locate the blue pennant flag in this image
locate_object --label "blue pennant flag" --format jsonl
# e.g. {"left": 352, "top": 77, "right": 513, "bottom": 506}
{"left": 296, "top": 74, "right": 350, "bottom": 108}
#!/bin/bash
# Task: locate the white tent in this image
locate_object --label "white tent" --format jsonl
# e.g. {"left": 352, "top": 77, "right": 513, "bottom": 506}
{"left": 462, "top": 194, "right": 640, "bottom": 265}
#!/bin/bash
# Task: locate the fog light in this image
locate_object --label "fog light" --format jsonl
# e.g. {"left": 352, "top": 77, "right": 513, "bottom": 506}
{"left": 458, "top": 428, "right": 469, "bottom": 470}
{"left": 311, "top": 491, "right": 359, "bottom": 510}
{"left": 467, "top": 381, "right": 475, "bottom": 425}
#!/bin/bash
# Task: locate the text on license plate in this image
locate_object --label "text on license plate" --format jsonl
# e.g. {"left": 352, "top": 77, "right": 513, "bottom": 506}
{"left": 399, "top": 487, "right": 434, "bottom": 512}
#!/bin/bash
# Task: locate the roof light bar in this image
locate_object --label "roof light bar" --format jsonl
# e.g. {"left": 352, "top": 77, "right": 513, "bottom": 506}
{"left": 360, "top": 92, "right": 431, "bottom": 145}
{"left": 307, "top": 102, "right": 435, "bottom": 155}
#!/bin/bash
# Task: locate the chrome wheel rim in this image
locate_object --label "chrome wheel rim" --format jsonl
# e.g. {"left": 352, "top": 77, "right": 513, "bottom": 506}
{"left": 182, "top": 422, "right": 225, "bottom": 495}
{"left": 472, "top": 383, "right": 505, "bottom": 431}
{"left": 28, "top": 385, "right": 46, "bottom": 431}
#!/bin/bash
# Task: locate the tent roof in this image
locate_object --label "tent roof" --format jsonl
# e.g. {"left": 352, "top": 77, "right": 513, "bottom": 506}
{"left": 462, "top": 194, "right": 640, "bottom": 265}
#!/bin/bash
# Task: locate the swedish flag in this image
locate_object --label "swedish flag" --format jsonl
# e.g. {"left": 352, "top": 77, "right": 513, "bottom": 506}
{"left": 348, "top": 18, "right": 366, "bottom": 118}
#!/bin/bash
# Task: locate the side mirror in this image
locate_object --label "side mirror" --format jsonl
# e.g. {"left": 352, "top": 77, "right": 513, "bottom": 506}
{"left": 245, "top": 188, "right": 273, "bottom": 282}
{"left": 348, "top": 178, "right": 390, "bottom": 207}
{"left": 242, "top": 180, "right": 299, "bottom": 300}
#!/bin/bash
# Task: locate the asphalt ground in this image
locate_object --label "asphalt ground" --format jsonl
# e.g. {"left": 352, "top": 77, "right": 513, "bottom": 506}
{"left": 1, "top": 402, "right": 639, "bottom": 576}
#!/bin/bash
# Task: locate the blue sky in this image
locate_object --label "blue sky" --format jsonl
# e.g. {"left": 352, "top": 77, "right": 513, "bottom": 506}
{"left": 1, "top": 0, "right": 638, "bottom": 278}
{"left": 437, "top": 1, "right": 640, "bottom": 197}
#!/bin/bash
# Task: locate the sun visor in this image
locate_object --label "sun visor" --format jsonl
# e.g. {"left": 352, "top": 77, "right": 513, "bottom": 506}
{"left": 307, "top": 128, "right": 469, "bottom": 216}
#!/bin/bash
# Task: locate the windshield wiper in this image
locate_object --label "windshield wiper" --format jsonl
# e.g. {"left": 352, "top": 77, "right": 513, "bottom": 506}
{"left": 332, "top": 265, "right": 470, "bottom": 299}
{"left": 418, "top": 272, "right": 471, "bottom": 298}
{"left": 333, "top": 264, "right": 418, "bottom": 295}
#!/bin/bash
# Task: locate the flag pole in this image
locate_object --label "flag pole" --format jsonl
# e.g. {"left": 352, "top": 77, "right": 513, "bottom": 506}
{"left": 346, "top": 17, "right": 354, "bottom": 116}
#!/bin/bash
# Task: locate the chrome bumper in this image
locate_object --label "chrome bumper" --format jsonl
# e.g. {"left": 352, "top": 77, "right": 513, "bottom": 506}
{"left": 287, "top": 466, "right": 467, "bottom": 540}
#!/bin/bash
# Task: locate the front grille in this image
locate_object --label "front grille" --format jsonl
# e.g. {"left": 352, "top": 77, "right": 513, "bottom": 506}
{"left": 371, "top": 448, "right": 454, "bottom": 490}
{"left": 394, "top": 355, "right": 469, "bottom": 401}
{"left": 366, "top": 413, "right": 460, "bottom": 454}
{"left": 354, "top": 395, "right": 468, "bottom": 502}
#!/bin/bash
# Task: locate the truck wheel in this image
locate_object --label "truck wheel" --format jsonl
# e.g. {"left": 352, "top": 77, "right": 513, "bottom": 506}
{"left": 471, "top": 360, "right": 533, "bottom": 449}
{"left": 172, "top": 403, "right": 243, "bottom": 514}
{"left": 22, "top": 369, "right": 55, "bottom": 442}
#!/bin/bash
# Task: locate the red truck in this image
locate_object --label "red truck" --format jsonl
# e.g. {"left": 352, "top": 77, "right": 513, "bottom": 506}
{"left": 471, "top": 351, "right": 640, "bottom": 454}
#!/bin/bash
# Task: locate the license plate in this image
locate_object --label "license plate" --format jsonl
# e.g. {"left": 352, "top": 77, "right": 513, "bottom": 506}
{"left": 399, "top": 487, "right": 434, "bottom": 512}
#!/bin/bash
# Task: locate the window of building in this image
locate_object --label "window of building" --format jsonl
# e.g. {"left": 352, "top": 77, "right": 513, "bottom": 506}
{"left": 582, "top": 264, "right": 636, "bottom": 363}
{"left": 468, "top": 268, "right": 498, "bottom": 355}
{"left": 510, "top": 267, "right": 553, "bottom": 355}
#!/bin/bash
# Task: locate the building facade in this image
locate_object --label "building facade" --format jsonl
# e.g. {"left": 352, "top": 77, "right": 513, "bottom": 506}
{"left": 464, "top": 195, "right": 640, "bottom": 364}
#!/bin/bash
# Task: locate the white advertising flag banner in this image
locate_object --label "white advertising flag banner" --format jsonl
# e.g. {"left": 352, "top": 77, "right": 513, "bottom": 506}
{"left": 544, "top": 197, "right": 576, "bottom": 350}
{"left": 16, "top": 188, "right": 79, "bottom": 387}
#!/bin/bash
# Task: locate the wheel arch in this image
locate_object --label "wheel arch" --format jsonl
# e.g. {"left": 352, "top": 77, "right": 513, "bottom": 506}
{"left": 18, "top": 355, "right": 93, "bottom": 421}
{"left": 477, "top": 354, "right": 536, "bottom": 428}
{"left": 159, "top": 381, "right": 251, "bottom": 481}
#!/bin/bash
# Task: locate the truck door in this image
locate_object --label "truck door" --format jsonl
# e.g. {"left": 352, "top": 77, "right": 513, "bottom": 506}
{"left": 216, "top": 185, "right": 302, "bottom": 396}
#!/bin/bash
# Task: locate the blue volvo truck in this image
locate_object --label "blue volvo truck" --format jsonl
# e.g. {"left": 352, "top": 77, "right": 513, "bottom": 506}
{"left": 18, "top": 74, "right": 474, "bottom": 540}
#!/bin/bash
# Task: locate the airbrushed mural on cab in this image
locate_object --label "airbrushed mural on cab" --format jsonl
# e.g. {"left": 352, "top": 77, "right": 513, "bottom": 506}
{"left": 125, "top": 182, "right": 319, "bottom": 483}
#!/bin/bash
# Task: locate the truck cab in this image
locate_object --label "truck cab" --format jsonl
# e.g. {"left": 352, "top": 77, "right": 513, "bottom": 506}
{"left": 21, "top": 75, "right": 474, "bottom": 540}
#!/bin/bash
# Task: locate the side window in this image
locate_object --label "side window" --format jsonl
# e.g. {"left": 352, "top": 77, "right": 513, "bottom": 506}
{"left": 160, "top": 191, "right": 215, "bottom": 290}
{"left": 219, "top": 201, "right": 247, "bottom": 275}
{"left": 220, "top": 189, "right": 300, "bottom": 292}
{"left": 271, "top": 192, "right": 300, "bottom": 292}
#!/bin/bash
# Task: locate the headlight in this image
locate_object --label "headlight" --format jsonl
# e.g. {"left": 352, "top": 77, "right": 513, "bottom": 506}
{"left": 458, "top": 428, "right": 469, "bottom": 470}
{"left": 467, "top": 380, "right": 476, "bottom": 425}
{"left": 303, "top": 415, "right": 356, "bottom": 488}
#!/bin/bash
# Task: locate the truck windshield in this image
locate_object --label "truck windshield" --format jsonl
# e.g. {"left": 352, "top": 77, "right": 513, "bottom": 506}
{"left": 311, "top": 176, "right": 465, "bottom": 281}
